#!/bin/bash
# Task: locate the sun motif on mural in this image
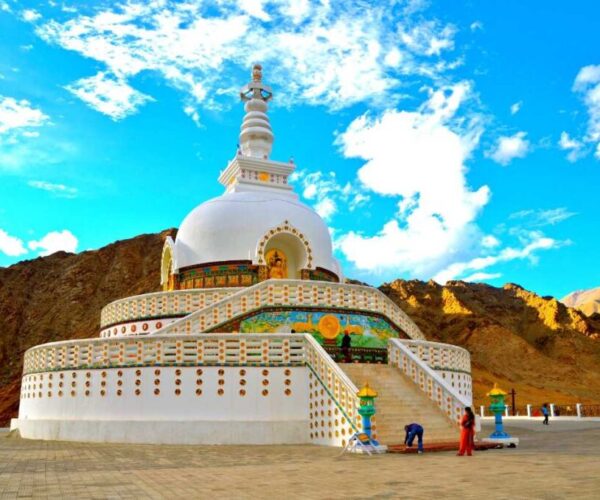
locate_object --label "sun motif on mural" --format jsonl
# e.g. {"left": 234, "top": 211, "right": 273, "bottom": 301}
{"left": 266, "top": 248, "right": 287, "bottom": 279}
{"left": 318, "top": 314, "right": 341, "bottom": 340}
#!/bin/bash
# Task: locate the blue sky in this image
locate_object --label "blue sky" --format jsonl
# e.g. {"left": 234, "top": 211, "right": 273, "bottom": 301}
{"left": 0, "top": 0, "right": 598, "bottom": 298}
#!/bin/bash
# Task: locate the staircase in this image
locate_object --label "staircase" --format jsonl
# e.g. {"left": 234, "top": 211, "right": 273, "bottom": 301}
{"left": 342, "top": 363, "right": 459, "bottom": 445}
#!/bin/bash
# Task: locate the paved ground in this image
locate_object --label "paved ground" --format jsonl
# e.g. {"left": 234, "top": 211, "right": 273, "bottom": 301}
{"left": 1, "top": 423, "right": 599, "bottom": 499}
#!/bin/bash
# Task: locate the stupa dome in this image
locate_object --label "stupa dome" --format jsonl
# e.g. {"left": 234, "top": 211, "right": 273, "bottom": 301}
{"left": 173, "top": 190, "right": 341, "bottom": 277}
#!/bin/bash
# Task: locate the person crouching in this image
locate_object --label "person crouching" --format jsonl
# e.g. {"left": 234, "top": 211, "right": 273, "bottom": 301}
{"left": 404, "top": 423, "right": 424, "bottom": 453}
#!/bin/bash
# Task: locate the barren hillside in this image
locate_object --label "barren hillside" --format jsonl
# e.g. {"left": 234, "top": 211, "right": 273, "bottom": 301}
{"left": 1, "top": 229, "right": 599, "bottom": 425}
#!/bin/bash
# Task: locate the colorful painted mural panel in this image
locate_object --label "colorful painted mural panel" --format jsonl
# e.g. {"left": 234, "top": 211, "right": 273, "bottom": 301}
{"left": 239, "top": 310, "right": 399, "bottom": 348}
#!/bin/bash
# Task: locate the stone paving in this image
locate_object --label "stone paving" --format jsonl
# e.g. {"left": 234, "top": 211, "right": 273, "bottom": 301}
{"left": 1, "top": 423, "right": 599, "bottom": 499}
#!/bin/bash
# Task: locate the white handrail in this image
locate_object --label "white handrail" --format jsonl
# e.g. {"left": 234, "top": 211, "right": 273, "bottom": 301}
{"left": 397, "top": 339, "right": 471, "bottom": 373}
{"left": 304, "top": 334, "right": 358, "bottom": 396}
{"left": 303, "top": 334, "right": 361, "bottom": 440}
{"left": 388, "top": 338, "right": 469, "bottom": 424}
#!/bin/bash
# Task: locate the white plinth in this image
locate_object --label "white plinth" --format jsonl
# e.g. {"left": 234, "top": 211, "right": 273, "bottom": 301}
{"left": 11, "top": 418, "right": 310, "bottom": 445}
{"left": 481, "top": 437, "right": 520, "bottom": 447}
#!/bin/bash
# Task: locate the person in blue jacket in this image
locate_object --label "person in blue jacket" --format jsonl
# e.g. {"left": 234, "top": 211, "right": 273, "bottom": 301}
{"left": 541, "top": 403, "right": 550, "bottom": 425}
{"left": 404, "top": 423, "right": 424, "bottom": 453}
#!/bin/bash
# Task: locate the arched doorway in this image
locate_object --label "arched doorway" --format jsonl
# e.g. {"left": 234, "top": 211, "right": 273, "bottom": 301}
{"left": 263, "top": 232, "right": 308, "bottom": 279}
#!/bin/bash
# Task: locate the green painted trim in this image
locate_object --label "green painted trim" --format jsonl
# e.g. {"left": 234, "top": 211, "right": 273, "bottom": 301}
{"left": 305, "top": 362, "right": 360, "bottom": 433}
{"left": 431, "top": 366, "right": 471, "bottom": 376}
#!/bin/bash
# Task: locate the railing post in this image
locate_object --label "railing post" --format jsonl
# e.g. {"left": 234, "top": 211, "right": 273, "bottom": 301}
{"left": 576, "top": 403, "right": 582, "bottom": 418}
{"left": 480, "top": 405, "right": 485, "bottom": 417}
{"left": 527, "top": 404, "right": 532, "bottom": 417}
{"left": 550, "top": 403, "right": 556, "bottom": 417}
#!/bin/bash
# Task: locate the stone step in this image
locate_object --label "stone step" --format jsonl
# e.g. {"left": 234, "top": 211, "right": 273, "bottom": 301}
{"left": 341, "top": 363, "right": 458, "bottom": 444}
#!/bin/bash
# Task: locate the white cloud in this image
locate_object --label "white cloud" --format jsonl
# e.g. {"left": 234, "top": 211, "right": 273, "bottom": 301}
{"left": 28, "top": 180, "right": 78, "bottom": 198}
{"left": 571, "top": 64, "right": 600, "bottom": 159}
{"left": 510, "top": 101, "right": 522, "bottom": 115}
{"left": 481, "top": 235, "right": 500, "bottom": 248}
{"left": 315, "top": 198, "right": 336, "bottom": 219}
{"left": 34, "top": 0, "right": 458, "bottom": 116}
{"left": 21, "top": 9, "right": 41, "bottom": 22}
{"left": 433, "top": 231, "right": 560, "bottom": 283}
{"left": 0, "top": 229, "right": 27, "bottom": 257}
{"left": 469, "top": 21, "right": 483, "bottom": 32}
{"left": 558, "top": 131, "right": 584, "bottom": 162}
{"left": 292, "top": 170, "right": 369, "bottom": 221}
{"left": 509, "top": 207, "right": 576, "bottom": 227}
{"left": 28, "top": 230, "right": 78, "bottom": 256}
{"left": 65, "top": 72, "right": 153, "bottom": 120}
{"left": 463, "top": 271, "right": 501, "bottom": 282}
{"left": 399, "top": 21, "right": 455, "bottom": 56}
{"left": 336, "top": 82, "right": 490, "bottom": 277}
{"left": 0, "top": 96, "right": 49, "bottom": 135}
{"left": 183, "top": 104, "right": 201, "bottom": 127}
{"left": 238, "top": 0, "right": 271, "bottom": 21}
{"left": 487, "top": 131, "right": 530, "bottom": 165}
{"left": 0, "top": 139, "right": 75, "bottom": 171}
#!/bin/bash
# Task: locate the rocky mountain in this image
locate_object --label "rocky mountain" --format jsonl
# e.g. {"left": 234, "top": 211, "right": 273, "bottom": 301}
{"left": 382, "top": 280, "right": 600, "bottom": 407}
{"left": 0, "top": 229, "right": 176, "bottom": 425}
{"left": 1, "top": 229, "right": 599, "bottom": 425}
{"left": 562, "top": 287, "right": 600, "bottom": 317}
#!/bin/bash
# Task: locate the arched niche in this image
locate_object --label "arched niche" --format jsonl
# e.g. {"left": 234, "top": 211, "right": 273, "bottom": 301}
{"left": 255, "top": 221, "right": 313, "bottom": 279}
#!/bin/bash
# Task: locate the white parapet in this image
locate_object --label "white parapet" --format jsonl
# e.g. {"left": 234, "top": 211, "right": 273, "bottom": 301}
{"left": 16, "top": 333, "right": 470, "bottom": 446}
{"left": 16, "top": 333, "right": 364, "bottom": 446}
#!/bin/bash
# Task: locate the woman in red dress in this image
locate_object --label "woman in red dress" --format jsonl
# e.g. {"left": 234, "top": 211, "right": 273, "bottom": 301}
{"left": 457, "top": 406, "right": 476, "bottom": 456}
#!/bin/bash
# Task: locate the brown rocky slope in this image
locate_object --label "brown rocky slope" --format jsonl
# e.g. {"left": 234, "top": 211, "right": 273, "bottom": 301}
{"left": 1, "top": 230, "right": 599, "bottom": 425}
{"left": 0, "top": 229, "right": 176, "bottom": 425}
{"left": 381, "top": 280, "right": 600, "bottom": 407}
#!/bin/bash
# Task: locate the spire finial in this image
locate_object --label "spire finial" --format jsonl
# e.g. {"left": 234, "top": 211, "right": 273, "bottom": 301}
{"left": 238, "top": 64, "right": 274, "bottom": 158}
{"left": 252, "top": 64, "right": 262, "bottom": 82}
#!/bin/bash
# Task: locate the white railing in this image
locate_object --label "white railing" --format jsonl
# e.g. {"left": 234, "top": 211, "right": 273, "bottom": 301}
{"left": 100, "top": 288, "right": 243, "bottom": 327}
{"left": 398, "top": 339, "right": 470, "bottom": 373}
{"left": 304, "top": 334, "right": 361, "bottom": 432}
{"left": 22, "top": 334, "right": 306, "bottom": 374}
{"left": 152, "top": 280, "right": 425, "bottom": 340}
{"left": 388, "top": 338, "right": 470, "bottom": 424}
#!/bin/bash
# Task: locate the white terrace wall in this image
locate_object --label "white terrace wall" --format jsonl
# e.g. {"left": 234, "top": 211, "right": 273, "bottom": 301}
{"left": 15, "top": 334, "right": 362, "bottom": 447}
{"left": 18, "top": 365, "right": 309, "bottom": 445}
{"left": 15, "top": 333, "right": 470, "bottom": 447}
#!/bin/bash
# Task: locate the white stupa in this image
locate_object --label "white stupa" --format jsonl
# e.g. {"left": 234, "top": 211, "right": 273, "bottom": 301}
{"left": 13, "top": 66, "right": 473, "bottom": 447}
{"left": 162, "top": 64, "right": 342, "bottom": 290}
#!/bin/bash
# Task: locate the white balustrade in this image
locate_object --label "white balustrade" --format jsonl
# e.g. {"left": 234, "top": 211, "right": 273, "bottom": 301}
{"left": 100, "top": 288, "right": 243, "bottom": 327}
{"left": 304, "top": 334, "right": 361, "bottom": 443}
{"left": 152, "top": 280, "right": 425, "bottom": 340}
{"left": 397, "top": 339, "right": 471, "bottom": 373}
{"left": 388, "top": 339, "right": 470, "bottom": 424}
{"left": 23, "top": 334, "right": 306, "bottom": 374}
